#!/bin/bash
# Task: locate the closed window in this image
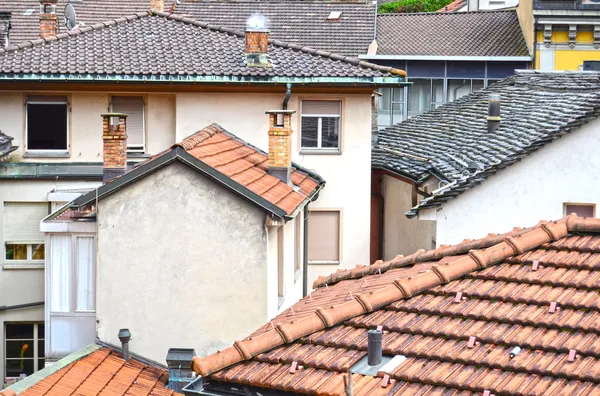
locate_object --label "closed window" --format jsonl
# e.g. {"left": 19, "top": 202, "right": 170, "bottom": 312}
{"left": 4, "top": 202, "right": 48, "bottom": 265}
{"left": 111, "top": 96, "right": 145, "bottom": 153}
{"left": 4, "top": 323, "right": 44, "bottom": 383}
{"left": 26, "top": 96, "right": 68, "bottom": 152}
{"left": 50, "top": 235, "right": 95, "bottom": 313}
{"left": 407, "top": 79, "right": 443, "bottom": 118}
{"left": 307, "top": 210, "right": 341, "bottom": 263}
{"left": 378, "top": 88, "right": 404, "bottom": 129}
{"left": 301, "top": 101, "right": 341, "bottom": 151}
{"left": 564, "top": 203, "right": 595, "bottom": 218}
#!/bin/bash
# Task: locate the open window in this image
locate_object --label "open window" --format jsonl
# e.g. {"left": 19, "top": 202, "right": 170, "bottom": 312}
{"left": 26, "top": 96, "right": 68, "bottom": 153}
{"left": 110, "top": 96, "right": 145, "bottom": 153}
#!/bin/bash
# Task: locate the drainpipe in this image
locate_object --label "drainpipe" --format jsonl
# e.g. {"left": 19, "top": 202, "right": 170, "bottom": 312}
{"left": 532, "top": 16, "right": 538, "bottom": 70}
{"left": 303, "top": 205, "right": 309, "bottom": 297}
{"left": 282, "top": 83, "right": 292, "bottom": 110}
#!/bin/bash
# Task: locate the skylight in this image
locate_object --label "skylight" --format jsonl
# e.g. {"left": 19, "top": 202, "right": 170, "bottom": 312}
{"left": 327, "top": 11, "right": 342, "bottom": 20}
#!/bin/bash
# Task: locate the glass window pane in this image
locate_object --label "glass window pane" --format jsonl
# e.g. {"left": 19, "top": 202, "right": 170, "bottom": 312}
{"left": 307, "top": 211, "right": 340, "bottom": 262}
{"left": 32, "top": 244, "right": 45, "bottom": 260}
{"left": 447, "top": 79, "right": 472, "bottom": 102}
{"left": 38, "top": 340, "right": 45, "bottom": 358}
{"left": 38, "top": 359, "right": 45, "bottom": 371}
{"left": 321, "top": 117, "right": 340, "bottom": 148}
{"left": 392, "top": 88, "right": 404, "bottom": 103}
{"left": 5, "top": 358, "right": 34, "bottom": 378}
{"left": 6, "top": 324, "right": 34, "bottom": 339}
{"left": 392, "top": 102, "right": 404, "bottom": 124}
{"left": 76, "top": 237, "right": 95, "bottom": 311}
{"left": 6, "top": 341, "right": 34, "bottom": 359}
{"left": 473, "top": 80, "right": 484, "bottom": 92}
{"left": 37, "top": 324, "right": 45, "bottom": 340}
{"left": 5, "top": 244, "right": 27, "bottom": 260}
{"left": 27, "top": 104, "right": 68, "bottom": 150}
{"left": 407, "top": 79, "right": 432, "bottom": 118}
{"left": 301, "top": 117, "right": 318, "bottom": 148}
{"left": 432, "top": 79, "right": 444, "bottom": 108}
{"left": 50, "top": 235, "right": 72, "bottom": 312}
{"left": 378, "top": 89, "right": 392, "bottom": 128}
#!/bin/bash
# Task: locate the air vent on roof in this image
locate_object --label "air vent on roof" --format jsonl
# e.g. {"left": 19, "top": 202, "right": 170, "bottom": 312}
{"left": 327, "top": 11, "right": 342, "bottom": 20}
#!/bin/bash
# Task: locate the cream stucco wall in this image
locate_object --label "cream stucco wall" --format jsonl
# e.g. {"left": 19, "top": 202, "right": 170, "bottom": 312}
{"left": 382, "top": 176, "right": 436, "bottom": 259}
{"left": 96, "top": 161, "right": 281, "bottom": 362}
{"left": 435, "top": 119, "right": 600, "bottom": 245}
{"left": 176, "top": 92, "right": 372, "bottom": 292}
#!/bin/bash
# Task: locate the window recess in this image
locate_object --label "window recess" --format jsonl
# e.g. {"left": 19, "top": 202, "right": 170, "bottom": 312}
{"left": 110, "top": 96, "right": 145, "bottom": 153}
{"left": 4, "top": 202, "right": 48, "bottom": 266}
{"left": 300, "top": 100, "right": 341, "bottom": 152}
{"left": 26, "top": 95, "right": 68, "bottom": 152}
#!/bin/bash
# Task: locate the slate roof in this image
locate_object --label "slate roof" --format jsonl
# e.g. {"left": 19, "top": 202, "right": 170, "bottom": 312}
{"left": 0, "top": 10, "right": 404, "bottom": 84}
{"left": 71, "top": 123, "right": 324, "bottom": 219}
{"left": 374, "top": 10, "right": 530, "bottom": 57}
{"left": 175, "top": 1, "right": 375, "bottom": 57}
{"left": 372, "top": 71, "right": 600, "bottom": 217}
{"left": 190, "top": 215, "right": 600, "bottom": 395}
{"left": 1, "top": 345, "right": 180, "bottom": 396}
{"left": 0, "top": 130, "right": 16, "bottom": 159}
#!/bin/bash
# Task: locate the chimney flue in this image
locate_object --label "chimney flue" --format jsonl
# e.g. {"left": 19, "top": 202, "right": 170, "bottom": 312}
{"left": 245, "top": 14, "right": 270, "bottom": 67}
{"left": 166, "top": 348, "right": 197, "bottom": 392}
{"left": 367, "top": 329, "right": 383, "bottom": 366}
{"left": 101, "top": 113, "right": 128, "bottom": 183}
{"left": 118, "top": 329, "right": 131, "bottom": 362}
{"left": 266, "top": 110, "right": 295, "bottom": 185}
{"left": 39, "top": 0, "right": 57, "bottom": 38}
{"left": 150, "top": 0, "right": 164, "bottom": 12}
{"left": 487, "top": 93, "right": 501, "bottom": 134}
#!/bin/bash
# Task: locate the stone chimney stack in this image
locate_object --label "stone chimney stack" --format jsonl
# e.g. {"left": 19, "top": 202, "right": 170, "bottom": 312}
{"left": 266, "top": 110, "right": 295, "bottom": 184}
{"left": 150, "top": 0, "right": 164, "bottom": 12}
{"left": 39, "top": 0, "right": 58, "bottom": 39}
{"left": 101, "top": 113, "right": 128, "bottom": 183}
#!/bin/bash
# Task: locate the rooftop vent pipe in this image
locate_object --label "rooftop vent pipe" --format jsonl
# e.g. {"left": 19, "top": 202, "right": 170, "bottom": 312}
{"left": 487, "top": 94, "right": 501, "bottom": 134}
{"left": 367, "top": 329, "right": 382, "bottom": 366}
{"left": 118, "top": 328, "right": 131, "bottom": 362}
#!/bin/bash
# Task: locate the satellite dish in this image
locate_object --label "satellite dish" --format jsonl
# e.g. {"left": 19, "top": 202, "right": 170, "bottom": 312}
{"left": 64, "top": 4, "right": 77, "bottom": 31}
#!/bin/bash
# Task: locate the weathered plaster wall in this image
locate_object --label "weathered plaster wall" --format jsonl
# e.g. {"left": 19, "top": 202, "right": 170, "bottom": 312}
{"left": 436, "top": 119, "right": 600, "bottom": 245}
{"left": 382, "top": 176, "right": 436, "bottom": 259}
{"left": 96, "top": 161, "right": 269, "bottom": 362}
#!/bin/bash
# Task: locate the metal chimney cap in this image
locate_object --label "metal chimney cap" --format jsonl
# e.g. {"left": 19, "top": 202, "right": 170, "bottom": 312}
{"left": 118, "top": 328, "right": 131, "bottom": 342}
{"left": 166, "top": 348, "right": 197, "bottom": 368}
{"left": 489, "top": 93, "right": 501, "bottom": 101}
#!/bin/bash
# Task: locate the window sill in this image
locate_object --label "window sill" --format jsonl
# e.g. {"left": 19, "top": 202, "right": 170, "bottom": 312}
{"left": 3, "top": 262, "right": 44, "bottom": 270}
{"left": 300, "top": 150, "right": 342, "bottom": 156}
{"left": 24, "top": 152, "right": 70, "bottom": 158}
{"left": 127, "top": 153, "right": 151, "bottom": 159}
{"left": 308, "top": 260, "right": 340, "bottom": 265}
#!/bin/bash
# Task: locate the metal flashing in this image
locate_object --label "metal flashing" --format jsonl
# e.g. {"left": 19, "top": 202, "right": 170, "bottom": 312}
{"left": 358, "top": 55, "right": 533, "bottom": 61}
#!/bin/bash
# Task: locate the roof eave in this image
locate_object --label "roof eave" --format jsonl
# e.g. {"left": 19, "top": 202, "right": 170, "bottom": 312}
{"left": 358, "top": 55, "right": 532, "bottom": 61}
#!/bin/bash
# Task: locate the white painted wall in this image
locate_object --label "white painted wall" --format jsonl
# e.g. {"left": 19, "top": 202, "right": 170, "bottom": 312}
{"left": 176, "top": 92, "right": 373, "bottom": 290}
{"left": 435, "top": 119, "right": 600, "bottom": 245}
{"left": 96, "top": 161, "right": 273, "bottom": 362}
{"left": 382, "top": 176, "right": 436, "bottom": 259}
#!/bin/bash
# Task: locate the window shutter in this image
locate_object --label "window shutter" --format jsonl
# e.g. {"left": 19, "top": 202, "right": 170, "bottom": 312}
{"left": 302, "top": 101, "right": 341, "bottom": 115}
{"left": 26, "top": 95, "right": 68, "bottom": 103}
{"left": 4, "top": 202, "right": 48, "bottom": 243}
{"left": 307, "top": 211, "right": 340, "bottom": 261}
{"left": 111, "top": 96, "right": 145, "bottom": 149}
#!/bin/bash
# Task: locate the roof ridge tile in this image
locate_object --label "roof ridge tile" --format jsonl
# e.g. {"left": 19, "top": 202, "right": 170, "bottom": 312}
{"left": 191, "top": 216, "right": 591, "bottom": 377}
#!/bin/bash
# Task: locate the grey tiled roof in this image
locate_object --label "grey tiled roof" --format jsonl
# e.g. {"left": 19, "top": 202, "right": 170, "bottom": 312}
{"left": 0, "top": 11, "right": 404, "bottom": 82}
{"left": 0, "top": 130, "right": 16, "bottom": 158}
{"left": 176, "top": 1, "right": 375, "bottom": 57}
{"left": 372, "top": 71, "right": 600, "bottom": 217}
{"left": 375, "top": 10, "right": 530, "bottom": 57}
{"left": 0, "top": 0, "right": 152, "bottom": 45}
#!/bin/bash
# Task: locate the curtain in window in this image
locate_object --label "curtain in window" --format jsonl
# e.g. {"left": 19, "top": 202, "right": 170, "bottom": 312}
{"left": 76, "top": 237, "right": 94, "bottom": 311}
{"left": 50, "top": 235, "right": 71, "bottom": 312}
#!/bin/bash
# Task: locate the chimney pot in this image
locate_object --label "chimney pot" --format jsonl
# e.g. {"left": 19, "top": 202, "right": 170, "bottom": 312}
{"left": 487, "top": 93, "right": 501, "bottom": 134}
{"left": 101, "top": 113, "right": 128, "bottom": 183}
{"left": 118, "top": 328, "right": 131, "bottom": 362}
{"left": 367, "top": 329, "right": 383, "bottom": 366}
{"left": 39, "top": 0, "right": 58, "bottom": 38}
{"left": 266, "top": 110, "right": 295, "bottom": 185}
{"left": 150, "top": 0, "right": 164, "bottom": 12}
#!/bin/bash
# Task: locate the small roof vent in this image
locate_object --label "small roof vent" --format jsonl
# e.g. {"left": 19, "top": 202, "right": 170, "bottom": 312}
{"left": 327, "top": 11, "right": 342, "bottom": 20}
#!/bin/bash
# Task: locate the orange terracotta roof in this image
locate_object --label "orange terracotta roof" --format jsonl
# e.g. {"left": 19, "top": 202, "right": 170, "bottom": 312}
{"left": 192, "top": 214, "right": 600, "bottom": 395}
{"left": 174, "top": 124, "right": 323, "bottom": 216}
{"left": 7, "top": 347, "right": 180, "bottom": 396}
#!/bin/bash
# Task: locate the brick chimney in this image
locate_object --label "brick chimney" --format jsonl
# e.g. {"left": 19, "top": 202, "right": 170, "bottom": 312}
{"left": 266, "top": 110, "right": 295, "bottom": 184}
{"left": 39, "top": 0, "right": 58, "bottom": 39}
{"left": 150, "top": 0, "right": 164, "bottom": 12}
{"left": 101, "top": 113, "right": 128, "bottom": 183}
{"left": 245, "top": 14, "right": 270, "bottom": 67}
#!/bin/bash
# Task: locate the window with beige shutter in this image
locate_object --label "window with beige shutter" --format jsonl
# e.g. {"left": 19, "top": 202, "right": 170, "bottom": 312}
{"left": 111, "top": 96, "right": 145, "bottom": 153}
{"left": 4, "top": 202, "right": 48, "bottom": 264}
{"left": 307, "top": 210, "right": 340, "bottom": 262}
{"left": 300, "top": 100, "right": 341, "bottom": 151}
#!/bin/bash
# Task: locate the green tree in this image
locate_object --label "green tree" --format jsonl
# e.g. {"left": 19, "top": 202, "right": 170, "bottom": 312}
{"left": 378, "top": 0, "right": 454, "bottom": 14}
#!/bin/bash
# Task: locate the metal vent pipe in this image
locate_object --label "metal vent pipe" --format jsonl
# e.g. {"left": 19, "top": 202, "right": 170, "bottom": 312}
{"left": 118, "top": 328, "right": 131, "bottom": 362}
{"left": 487, "top": 93, "right": 501, "bottom": 134}
{"left": 367, "top": 329, "right": 382, "bottom": 366}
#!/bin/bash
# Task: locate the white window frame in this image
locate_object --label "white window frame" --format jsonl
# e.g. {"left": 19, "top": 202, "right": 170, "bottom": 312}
{"left": 300, "top": 100, "right": 342, "bottom": 152}
{"left": 307, "top": 208, "right": 343, "bottom": 265}
{"left": 25, "top": 97, "right": 69, "bottom": 154}
{"left": 4, "top": 323, "right": 44, "bottom": 384}
{"left": 110, "top": 96, "right": 146, "bottom": 154}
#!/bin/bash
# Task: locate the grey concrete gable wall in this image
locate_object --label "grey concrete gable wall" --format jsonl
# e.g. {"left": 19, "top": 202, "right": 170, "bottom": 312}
{"left": 96, "top": 161, "right": 268, "bottom": 362}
